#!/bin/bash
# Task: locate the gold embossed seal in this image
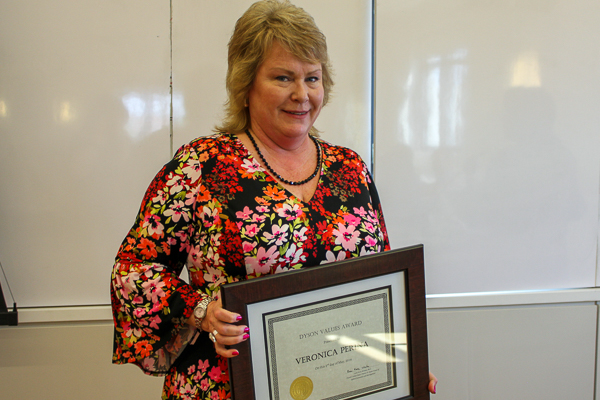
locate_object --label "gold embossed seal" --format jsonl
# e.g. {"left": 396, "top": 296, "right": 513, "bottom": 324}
{"left": 290, "top": 376, "right": 313, "bottom": 400}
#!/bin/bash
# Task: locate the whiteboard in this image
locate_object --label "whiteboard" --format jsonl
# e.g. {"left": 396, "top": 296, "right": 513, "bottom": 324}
{"left": 0, "top": 0, "right": 372, "bottom": 307}
{"left": 374, "top": 0, "right": 600, "bottom": 294}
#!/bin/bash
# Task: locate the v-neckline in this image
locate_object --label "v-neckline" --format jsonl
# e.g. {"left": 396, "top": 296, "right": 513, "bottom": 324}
{"left": 229, "top": 132, "right": 323, "bottom": 205}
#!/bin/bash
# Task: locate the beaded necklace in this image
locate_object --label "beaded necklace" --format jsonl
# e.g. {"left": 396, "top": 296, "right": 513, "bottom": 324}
{"left": 245, "top": 129, "right": 322, "bottom": 186}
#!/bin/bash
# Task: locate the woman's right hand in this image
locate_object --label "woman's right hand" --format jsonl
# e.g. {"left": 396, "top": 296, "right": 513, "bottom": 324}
{"left": 200, "top": 298, "right": 249, "bottom": 358}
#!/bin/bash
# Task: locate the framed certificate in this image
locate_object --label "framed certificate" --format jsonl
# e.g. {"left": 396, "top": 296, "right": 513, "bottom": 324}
{"left": 221, "top": 245, "right": 429, "bottom": 400}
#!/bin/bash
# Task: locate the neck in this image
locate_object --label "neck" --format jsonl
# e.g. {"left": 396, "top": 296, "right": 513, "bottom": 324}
{"left": 244, "top": 129, "right": 321, "bottom": 187}
{"left": 248, "top": 126, "right": 312, "bottom": 155}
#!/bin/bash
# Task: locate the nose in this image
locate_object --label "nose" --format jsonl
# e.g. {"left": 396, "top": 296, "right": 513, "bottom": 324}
{"left": 292, "top": 82, "right": 309, "bottom": 103}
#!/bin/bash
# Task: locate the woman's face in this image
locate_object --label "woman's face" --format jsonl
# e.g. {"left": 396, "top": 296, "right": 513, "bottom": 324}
{"left": 247, "top": 41, "right": 324, "bottom": 145}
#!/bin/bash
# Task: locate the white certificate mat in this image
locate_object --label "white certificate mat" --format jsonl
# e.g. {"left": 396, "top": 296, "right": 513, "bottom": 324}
{"left": 247, "top": 272, "right": 410, "bottom": 400}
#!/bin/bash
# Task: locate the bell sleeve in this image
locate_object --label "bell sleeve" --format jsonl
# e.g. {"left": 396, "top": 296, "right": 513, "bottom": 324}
{"left": 110, "top": 143, "right": 207, "bottom": 375}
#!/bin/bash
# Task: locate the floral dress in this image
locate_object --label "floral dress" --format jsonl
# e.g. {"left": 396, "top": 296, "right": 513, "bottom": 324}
{"left": 111, "top": 133, "right": 390, "bottom": 400}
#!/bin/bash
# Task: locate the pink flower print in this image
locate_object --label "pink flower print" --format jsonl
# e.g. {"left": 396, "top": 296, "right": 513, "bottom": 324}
{"left": 210, "top": 391, "right": 219, "bottom": 400}
{"left": 343, "top": 213, "right": 361, "bottom": 227}
{"left": 152, "top": 189, "right": 168, "bottom": 205}
{"left": 333, "top": 224, "right": 361, "bottom": 252}
{"left": 141, "top": 358, "right": 156, "bottom": 371}
{"left": 264, "top": 224, "right": 289, "bottom": 246}
{"left": 256, "top": 205, "right": 270, "bottom": 213}
{"left": 182, "top": 158, "right": 201, "bottom": 183}
{"left": 184, "top": 190, "right": 197, "bottom": 206}
{"left": 164, "top": 201, "right": 189, "bottom": 223}
{"left": 242, "top": 158, "right": 262, "bottom": 174}
{"left": 187, "top": 365, "right": 196, "bottom": 375}
{"left": 208, "top": 365, "right": 222, "bottom": 382}
{"left": 209, "top": 232, "right": 222, "bottom": 247}
{"left": 243, "top": 223, "right": 259, "bottom": 238}
{"left": 242, "top": 241, "right": 257, "bottom": 253}
{"left": 176, "top": 234, "right": 191, "bottom": 253}
{"left": 364, "top": 221, "right": 374, "bottom": 233}
{"left": 277, "top": 202, "right": 303, "bottom": 221}
{"left": 236, "top": 206, "right": 253, "bottom": 220}
{"left": 353, "top": 206, "right": 368, "bottom": 217}
{"left": 198, "top": 359, "right": 210, "bottom": 372}
{"left": 149, "top": 314, "right": 161, "bottom": 330}
{"left": 293, "top": 226, "right": 308, "bottom": 242}
{"left": 133, "top": 308, "right": 146, "bottom": 318}
{"left": 365, "top": 235, "right": 378, "bottom": 247}
{"left": 323, "top": 250, "right": 347, "bottom": 264}
{"left": 119, "top": 271, "right": 141, "bottom": 298}
{"left": 142, "top": 276, "right": 166, "bottom": 303}
{"left": 203, "top": 265, "right": 226, "bottom": 287}
{"left": 201, "top": 205, "right": 219, "bottom": 227}
{"left": 200, "top": 378, "right": 210, "bottom": 391}
{"left": 360, "top": 246, "right": 378, "bottom": 257}
{"left": 245, "top": 246, "right": 278, "bottom": 275}
{"left": 166, "top": 174, "right": 184, "bottom": 194}
{"left": 366, "top": 210, "right": 378, "bottom": 224}
{"left": 123, "top": 321, "right": 142, "bottom": 338}
{"left": 283, "top": 243, "right": 305, "bottom": 266}
{"left": 143, "top": 214, "right": 164, "bottom": 237}
{"left": 181, "top": 383, "right": 196, "bottom": 400}
{"left": 251, "top": 213, "right": 266, "bottom": 223}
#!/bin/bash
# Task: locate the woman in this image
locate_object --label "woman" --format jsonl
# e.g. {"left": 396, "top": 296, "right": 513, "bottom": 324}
{"left": 111, "top": 1, "right": 436, "bottom": 398}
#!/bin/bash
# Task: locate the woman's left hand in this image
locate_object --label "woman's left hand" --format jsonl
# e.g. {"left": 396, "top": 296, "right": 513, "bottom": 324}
{"left": 428, "top": 372, "right": 438, "bottom": 394}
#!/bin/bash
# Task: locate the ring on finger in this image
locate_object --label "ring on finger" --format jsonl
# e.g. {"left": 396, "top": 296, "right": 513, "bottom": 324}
{"left": 208, "top": 331, "right": 217, "bottom": 343}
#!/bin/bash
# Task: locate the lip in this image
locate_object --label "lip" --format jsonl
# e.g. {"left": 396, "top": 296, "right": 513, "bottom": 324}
{"left": 283, "top": 110, "right": 309, "bottom": 116}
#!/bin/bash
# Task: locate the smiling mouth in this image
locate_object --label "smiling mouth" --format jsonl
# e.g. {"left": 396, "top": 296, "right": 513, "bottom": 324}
{"left": 285, "top": 110, "right": 309, "bottom": 115}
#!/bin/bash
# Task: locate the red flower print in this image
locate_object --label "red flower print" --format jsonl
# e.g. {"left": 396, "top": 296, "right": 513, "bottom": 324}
{"left": 134, "top": 340, "right": 152, "bottom": 358}
{"left": 218, "top": 387, "right": 231, "bottom": 399}
{"left": 197, "top": 184, "right": 211, "bottom": 202}
{"left": 138, "top": 238, "right": 157, "bottom": 259}
{"left": 124, "top": 237, "right": 136, "bottom": 252}
{"left": 208, "top": 366, "right": 222, "bottom": 382}
{"left": 264, "top": 185, "right": 286, "bottom": 201}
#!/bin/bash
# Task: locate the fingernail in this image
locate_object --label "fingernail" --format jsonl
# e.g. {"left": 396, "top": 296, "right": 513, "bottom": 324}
{"left": 243, "top": 334, "right": 250, "bottom": 340}
{"left": 433, "top": 384, "right": 437, "bottom": 394}
{"left": 244, "top": 327, "right": 249, "bottom": 333}
{"left": 236, "top": 315, "right": 243, "bottom": 321}
{"left": 232, "top": 350, "right": 239, "bottom": 356}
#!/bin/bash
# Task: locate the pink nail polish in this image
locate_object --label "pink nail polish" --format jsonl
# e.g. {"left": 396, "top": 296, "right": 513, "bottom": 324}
{"left": 236, "top": 315, "right": 243, "bottom": 321}
{"left": 244, "top": 327, "right": 250, "bottom": 333}
{"left": 232, "top": 350, "right": 239, "bottom": 356}
{"left": 243, "top": 334, "right": 250, "bottom": 340}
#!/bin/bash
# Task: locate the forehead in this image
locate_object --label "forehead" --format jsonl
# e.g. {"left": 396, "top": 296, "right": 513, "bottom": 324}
{"left": 260, "top": 41, "right": 321, "bottom": 72}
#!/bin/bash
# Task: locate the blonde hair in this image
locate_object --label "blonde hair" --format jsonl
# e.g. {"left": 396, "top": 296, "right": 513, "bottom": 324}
{"left": 215, "top": 0, "right": 333, "bottom": 135}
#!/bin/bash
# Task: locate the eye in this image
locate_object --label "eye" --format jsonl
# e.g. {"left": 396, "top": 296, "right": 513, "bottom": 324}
{"left": 275, "top": 76, "right": 290, "bottom": 82}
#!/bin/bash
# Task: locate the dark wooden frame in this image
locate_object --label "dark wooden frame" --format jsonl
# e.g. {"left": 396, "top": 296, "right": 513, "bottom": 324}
{"left": 221, "top": 245, "right": 429, "bottom": 400}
